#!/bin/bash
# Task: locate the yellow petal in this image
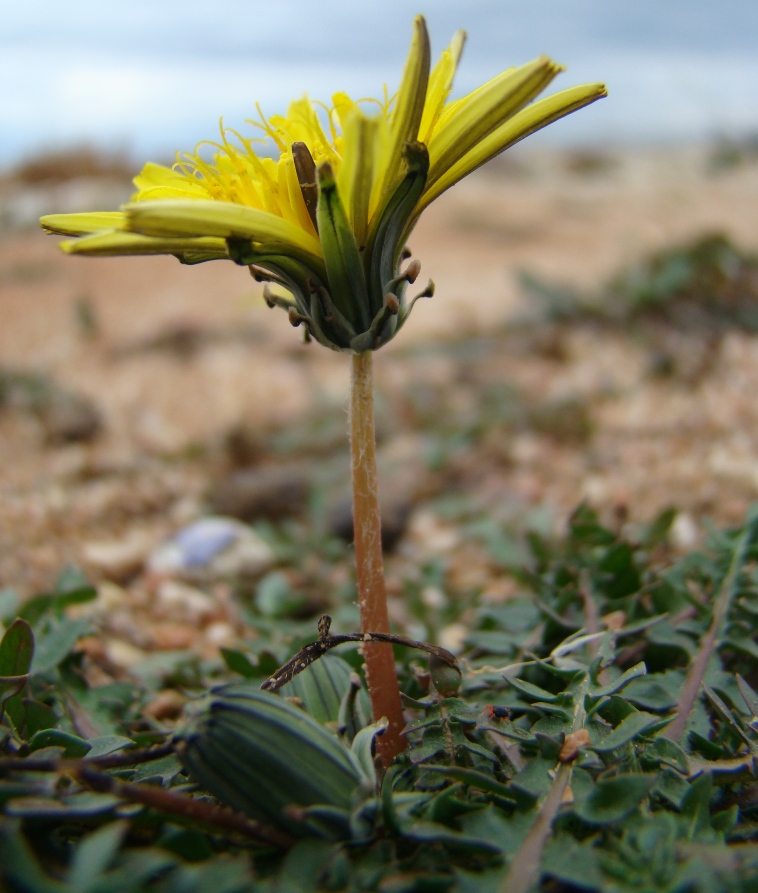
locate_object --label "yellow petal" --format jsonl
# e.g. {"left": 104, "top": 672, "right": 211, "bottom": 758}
{"left": 124, "top": 199, "right": 325, "bottom": 274}
{"left": 418, "top": 29, "right": 466, "bottom": 145}
{"left": 373, "top": 15, "right": 431, "bottom": 212}
{"left": 132, "top": 161, "right": 207, "bottom": 201}
{"left": 61, "top": 231, "right": 228, "bottom": 258}
{"left": 426, "top": 56, "right": 563, "bottom": 187}
{"left": 418, "top": 82, "right": 608, "bottom": 214}
{"left": 336, "top": 107, "right": 379, "bottom": 250}
{"left": 40, "top": 212, "right": 127, "bottom": 236}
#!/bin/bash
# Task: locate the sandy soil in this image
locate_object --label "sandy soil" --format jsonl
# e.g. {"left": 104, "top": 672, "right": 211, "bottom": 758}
{"left": 2, "top": 143, "right": 758, "bottom": 612}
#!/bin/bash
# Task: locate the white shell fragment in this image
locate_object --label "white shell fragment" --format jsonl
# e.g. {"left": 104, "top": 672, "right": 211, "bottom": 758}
{"left": 147, "top": 516, "right": 275, "bottom": 581}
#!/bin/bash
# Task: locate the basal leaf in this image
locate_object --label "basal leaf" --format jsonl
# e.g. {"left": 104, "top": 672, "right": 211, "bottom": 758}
{"left": 28, "top": 728, "right": 92, "bottom": 757}
{"left": 67, "top": 820, "right": 129, "bottom": 891}
{"left": 0, "top": 619, "right": 34, "bottom": 677}
{"left": 505, "top": 676, "right": 561, "bottom": 704}
{"left": 31, "top": 617, "right": 90, "bottom": 675}
{"left": 588, "top": 662, "right": 647, "bottom": 698}
{"left": 219, "top": 647, "right": 259, "bottom": 679}
{"left": 574, "top": 773, "right": 654, "bottom": 825}
{"left": 591, "top": 710, "right": 669, "bottom": 753}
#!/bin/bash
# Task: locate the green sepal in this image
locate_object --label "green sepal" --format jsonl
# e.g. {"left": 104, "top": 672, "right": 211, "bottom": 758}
{"left": 364, "top": 142, "right": 428, "bottom": 342}
{"left": 174, "top": 684, "right": 366, "bottom": 838}
{"left": 316, "top": 163, "right": 371, "bottom": 334}
{"left": 280, "top": 654, "right": 358, "bottom": 726}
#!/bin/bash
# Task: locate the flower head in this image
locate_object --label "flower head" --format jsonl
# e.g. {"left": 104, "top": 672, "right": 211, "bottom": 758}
{"left": 41, "top": 17, "right": 605, "bottom": 352}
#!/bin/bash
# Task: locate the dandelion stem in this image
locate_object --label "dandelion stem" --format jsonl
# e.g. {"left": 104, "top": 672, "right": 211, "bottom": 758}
{"left": 349, "top": 350, "right": 406, "bottom": 765}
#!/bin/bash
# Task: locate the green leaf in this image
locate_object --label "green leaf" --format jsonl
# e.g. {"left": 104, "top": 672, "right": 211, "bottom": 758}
{"left": 85, "top": 736, "right": 136, "bottom": 759}
{"left": 22, "top": 699, "right": 59, "bottom": 736}
{"left": 640, "top": 506, "right": 677, "bottom": 547}
{"left": 505, "top": 676, "right": 561, "bottom": 704}
{"left": 622, "top": 673, "right": 681, "bottom": 710}
{"left": 31, "top": 617, "right": 89, "bottom": 675}
{"left": 649, "top": 736, "right": 690, "bottom": 774}
{"left": 703, "top": 684, "right": 754, "bottom": 747}
{"left": 350, "top": 717, "right": 387, "bottom": 786}
{"left": 568, "top": 503, "right": 616, "bottom": 545}
{"left": 592, "top": 710, "right": 669, "bottom": 752}
{"left": 19, "top": 584, "right": 96, "bottom": 625}
{"left": 275, "top": 838, "right": 339, "bottom": 893}
{"left": 653, "top": 767, "right": 691, "bottom": 809}
{"left": 736, "top": 673, "right": 758, "bottom": 722}
{"left": 220, "top": 647, "right": 259, "bottom": 678}
{"left": 542, "top": 834, "right": 605, "bottom": 891}
{"left": 574, "top": 773, "right": 654, "bottom": 825}
{"left": 588, "top": 662, "right": 647, "bottom": 698}
{"left": 67, "top": 820, "right": 128, "bottom": 891}
{"left": 0, "top": 676, "right": 28, "bottom": 711}
{"left": 421, "top": 766, "right": 517, "bottom": 803}
{"left": 597, "top": 542, "right": 641, "bottom": 598}
{"left": 405, "top": 820, "right": 503, "bottom": 854}
{"left": 0, "top": 618, "right": 34, "bottom": 676}
{"left": 681, "top": 772, "right": 714, "bottom": 840}
{"left": 28, "top": 728, "right": 92, "bottom": 757}
{"left": 0, "top": 822, "right": 63, "bottom": 893}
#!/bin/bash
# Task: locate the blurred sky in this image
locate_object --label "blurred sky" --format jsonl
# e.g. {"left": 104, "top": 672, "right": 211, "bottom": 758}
{"left": 2, "top": 0, "right": 758, "bottom": 168}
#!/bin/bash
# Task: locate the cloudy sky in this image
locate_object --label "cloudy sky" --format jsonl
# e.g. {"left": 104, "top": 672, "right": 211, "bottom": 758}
{"left": 3, "top": 0, "right": 757, "bottom": 167}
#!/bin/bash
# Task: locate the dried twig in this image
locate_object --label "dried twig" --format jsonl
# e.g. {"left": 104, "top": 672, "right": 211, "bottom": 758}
{"left": 79, "top": 766, "right": 292, "bottom": 848}
{"left": 664, "top": 512, "right": 758, "bottom": 742}
{"left": 0, "top": 740, "right": 175, "bottom": 775}
{"left": 261, "top": 614, "right": 459, "bottom": 693}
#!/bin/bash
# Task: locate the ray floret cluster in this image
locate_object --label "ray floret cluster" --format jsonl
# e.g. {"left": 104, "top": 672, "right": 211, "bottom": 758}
{"left": 41, "top": 17, "right": 606, "bottom": 351}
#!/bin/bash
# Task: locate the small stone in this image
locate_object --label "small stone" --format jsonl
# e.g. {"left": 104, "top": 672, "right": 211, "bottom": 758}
{"left": 204, "top": 621, "right": 236, "bottom": 648}
{"left": 328, "top": 491, "right": 412, "bottom": 553}
{"left": 155, "top": 580, "right": 216, "bottom": 623}
{"left": 420, "top": 586, "right": 447, "bottom": 610}
{"left": 77, "top": 635, "right": 108, "bottom": 663}
{"left": 142, "top": 690, "right": 186, "bottom": 720}
{"left": 150, "top": 623, "right": 197, "bottom": 650}
{"left": 438, "top": 623, "right": 467, "bottom": 654}
{"left": 602, "top": 610, "right": 626, "bottom": 631}
{"left": 105, "top": 639, "right": 147, "bottom": 669}
{"left": 39, "top": 392, "right": 102, "bottom": 443}
{"left": 671, "top": 512, "right": 699, "bottom": 549}
{"left": 210, "top": 464, "right": 311, "bottom": 521}
{"left": 147, "top": 516, "right": 275, "bottom": 582}
{"left": 82, "top": 531, "right": 155, "bottom": 583}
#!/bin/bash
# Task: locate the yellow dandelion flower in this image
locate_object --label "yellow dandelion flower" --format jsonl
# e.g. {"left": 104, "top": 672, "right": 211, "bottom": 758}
{"left": 41, "top": 16, "right": 606, "bottom": 352}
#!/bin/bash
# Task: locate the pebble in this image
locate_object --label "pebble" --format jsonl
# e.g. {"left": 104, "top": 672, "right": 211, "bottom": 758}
{"left": 142, "top": 689, "right": 186, "bottom": 720}
{"left": 155, "top": 580, "right": 216, "bottom": 623}
{"left": 328, "top": 490, "right": 412, "bottom": 553}
{"left": 210, "top": 464, "right": 311, "bottom": 521}
{"left": 105, "top": 639, "right": 147, "bottom": 669}
{"left": 39, "top": 392, "right": 102, "bottom": 443}
{"left": 671, "top": 511, "right": 699, "bottom": 549}
{"left": 150, "top": 623, "right": 197, "bottom": 650}
{"left": 439, "top": 622, "right": 468, "bottom": 654}
{"left": 147, "top": 516, "right": 275, "bottom": 582}
{"left": 204, "top": 621, "right": 237, "bottom": 648}
{"left": 82, "top": 531, "right": 155, "bottom": 583}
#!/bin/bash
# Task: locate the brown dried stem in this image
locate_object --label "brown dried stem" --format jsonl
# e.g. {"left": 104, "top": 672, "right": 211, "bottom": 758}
{"left": 664, "top": 514, "right": 756, "bottom": 743}
{"left": 349, "top": 351, "right": 405, "bottom": 766}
